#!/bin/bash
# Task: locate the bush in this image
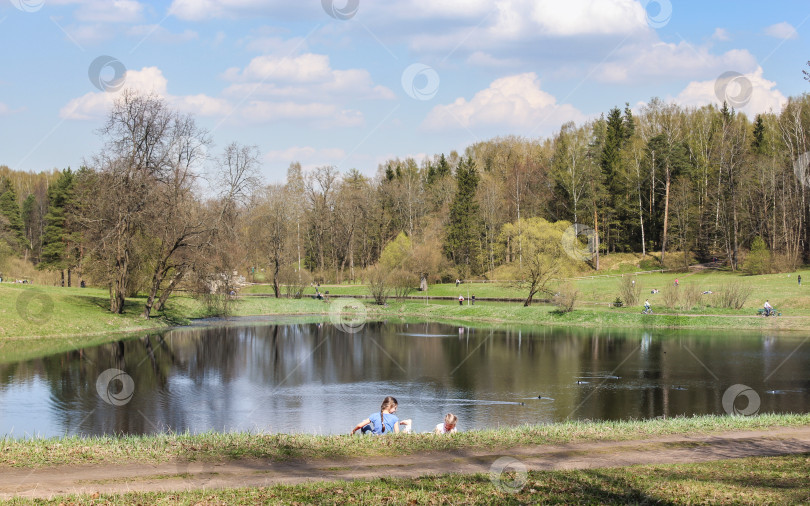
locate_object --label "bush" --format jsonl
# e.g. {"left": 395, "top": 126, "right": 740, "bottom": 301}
{"left": 279, "top": 265, "right": 311, "bottom": 299}
{"left": 391, "top": 268, "right": 418, "bottom": 301}
{"left": 639, "top": 257, "right": 661, "bottom": 270}
{"left": 366, "top": 265, "right": 391, "bottom": 305}
{"left": 661, "top": 284, "right": 680, "bottom": 310}
{"left": 680, "top": 284, "right": 702, "bottom": 310}
{"left": 744, "top": 236, "right": 771, "bottom": 275}
{"left": 716, "top": 281, "right": 750, "bottom": 309}
{"left": 553, "top": 282, "right": 578, "bottom": 313}
{"left": 618, "top": 276, "right": 641, "bottom": 306}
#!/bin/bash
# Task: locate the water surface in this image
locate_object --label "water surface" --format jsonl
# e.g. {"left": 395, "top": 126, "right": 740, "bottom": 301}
{"left": 0, "top": 319, "right": 807, "bottom": 437}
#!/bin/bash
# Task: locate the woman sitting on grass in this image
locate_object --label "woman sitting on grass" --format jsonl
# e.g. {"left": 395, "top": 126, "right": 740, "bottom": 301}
{"left": 351, "top": 396, "right": 412, "bottom": 435}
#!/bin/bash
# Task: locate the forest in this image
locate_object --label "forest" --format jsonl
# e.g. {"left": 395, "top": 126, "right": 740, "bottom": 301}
{"left": 1, "top": 87, "right": 810, "bottom": 315}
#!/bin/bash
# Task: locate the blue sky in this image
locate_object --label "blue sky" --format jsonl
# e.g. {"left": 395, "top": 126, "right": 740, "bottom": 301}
{"left": 0, "top": 0, "right": 808, "bottom": 182}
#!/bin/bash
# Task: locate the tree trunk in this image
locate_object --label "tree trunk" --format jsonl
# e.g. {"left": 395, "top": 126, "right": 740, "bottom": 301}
{"left": 272, "top": 258, "right": 281, "bottom": 298}
{"left": 154, "top": 270, "right": 184, "bottom": 312}
{"left": 661, "top": 173, "right": 671, "bottom": 265}
{"left": 637, "top": 180, "right": 646, "bottom": 256}
{"left": 593, "top": 209, "right": 600, "bottom": 271}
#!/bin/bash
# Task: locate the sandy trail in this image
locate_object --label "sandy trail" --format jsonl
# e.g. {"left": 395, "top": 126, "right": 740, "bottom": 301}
{"left": 2, "top": 426, "right": 810, "bottom": 499}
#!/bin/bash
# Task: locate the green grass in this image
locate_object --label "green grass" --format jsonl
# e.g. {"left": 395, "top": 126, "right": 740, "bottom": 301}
{"left": 0, "top": 284, "right": 176, "bottom": 362}
{"left": 241, "top": 267, "right": 810, "bottom": 310}
{"left": 1, "top": 413, "right": 808, "bottom": 468}
{"left": 8, "top": 452, "right": 810, "bottom": 504}
{"left": 219, "top": 297, "right": 809, "bottom": 332}
{"left": 4, "top": 267, "right": 810, "bottom": 362}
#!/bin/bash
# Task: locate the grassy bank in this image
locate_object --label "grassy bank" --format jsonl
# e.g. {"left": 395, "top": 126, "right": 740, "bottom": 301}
{"left": 242, "top": 268, "right": 810, "bottom": 311}
{"left": 3, "top": 268, "right": 810, "bottom": 357}
{"left": 2, "top": 413, "right": 808, "bottom": 468}
{"left": 218, "top": 297, "right": 808, "bottom": 332}
{"left": 7, "top": 452, "right": 810, "bottom": 504}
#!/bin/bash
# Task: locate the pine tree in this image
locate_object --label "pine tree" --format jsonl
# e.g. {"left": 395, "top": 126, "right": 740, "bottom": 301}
{"left": 752, "top": 114, "right": 766, "bottom": 154}
{"left": 40, "top": 169, "right": 77, "bottom": 283}
{"left": 0, "top": 177, "right": 26, "bottom": 251}
{"left": 445, "top": 157, "right": 483, "bottom": 276}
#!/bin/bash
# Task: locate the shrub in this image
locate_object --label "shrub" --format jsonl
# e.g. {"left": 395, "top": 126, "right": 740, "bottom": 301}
{"left": 618, "top": 276, "right": 641, "bottom": 306}
{"left": 639, "top": 259, "right": 662, "bottom": 271}
{"left": 553, "top": 282, "right": 578, "bottom": 313}
{"left": 716, "top": 281, "right": 750, "bottom": 309}
{"left": 391, "top": 268, "right": 418, "bottom": 301}
{"left": 744, "top": 236, "right": 771, "bottom": 275}
{"left": 279, "top": 265, "right": 311, "bottom": 299}
{"left": 661, "top": 284, "right": 680, "bottom": 310}
{"left": 613, "top": 297, "right": 623, "bottom": 308}
{"left": 366, "top": 265, "right": 391, "bottom": 305}
{"left": 680, "top": 284, "right": 702, "bottom": 310}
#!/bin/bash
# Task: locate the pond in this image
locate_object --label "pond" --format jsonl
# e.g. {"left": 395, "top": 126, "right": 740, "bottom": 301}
{"left": 0, "top": 318, "right": 808, "bottom": 438}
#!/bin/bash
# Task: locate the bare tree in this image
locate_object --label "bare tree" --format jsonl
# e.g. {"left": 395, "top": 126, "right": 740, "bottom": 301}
{"left": 142, "top": 116, "right": 212, "bottom": 318}
{"left": 85, "top": 91, "right": 182, "bottom": 314}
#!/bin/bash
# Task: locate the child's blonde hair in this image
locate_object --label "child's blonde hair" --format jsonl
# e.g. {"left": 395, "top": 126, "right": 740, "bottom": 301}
{"left": 444, "top": 413, "right": 457, "bottom": 425}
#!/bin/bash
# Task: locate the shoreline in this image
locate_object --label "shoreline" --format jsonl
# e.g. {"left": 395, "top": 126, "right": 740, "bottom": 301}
{"left": 1, "top": 413, "right": 808, "bottom": 468}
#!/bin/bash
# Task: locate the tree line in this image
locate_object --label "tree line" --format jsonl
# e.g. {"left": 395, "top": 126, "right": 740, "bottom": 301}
{"left": 1, "top": 88, "right": 810, "bottom": 315}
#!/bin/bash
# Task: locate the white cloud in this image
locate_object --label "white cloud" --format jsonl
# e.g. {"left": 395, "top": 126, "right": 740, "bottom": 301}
{"left": 673, "top": 66, "right": 787, "bottom": 116}
{"left": 406, "top": 0, "right": 651, "bottom": 54}
{"left": 226, "top": 53, "right": 333, "bottom": 83}
{"left": 424, "top": 72, "right": 585, "bottom": 131}
{"left": 168, "top": 0, "right": 308, "bottom": 21}
{"left": 466, "top": 51, "right": 521, "bottom": 68}
{"left": 525, "top": 0, "right": 646, "bottom": 37}
{"left": 712, "top": 28, "right": 730, "bottom": 41}
{"left": 222, "top": 53, "right": 395, "bottom": 100}
{"left": 764, "top": 22, "right": 798, "bottom": 40}
{"left": 168, "top": 0, "right": 232, "bottom": 21}
{"left": 599, "top": 41, "right": 758, "bottom": 83}
{"left": 60, "top": 67, "right": 230, "bottom": 120}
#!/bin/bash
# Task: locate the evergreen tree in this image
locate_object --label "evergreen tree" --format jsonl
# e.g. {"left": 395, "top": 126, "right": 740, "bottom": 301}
{"left": 752, "top": 114, "right": 766, "bottom": 154}
{"left": 623, "top": 103, "right": 635, "bottom": 142}
{"left": 21, "top": 193, "right": 37, "bottom": 259}
{"left": 40, "top": 169, "right": 77, "bottom": 282}
{"left": 435, "top": 153, "right": 451, "bottom": 178}
{"left": 445, "top": 157, "right": 483, "bottom": 276}
{"left": 0, "top": 177, "right": 26, "bottom": 251}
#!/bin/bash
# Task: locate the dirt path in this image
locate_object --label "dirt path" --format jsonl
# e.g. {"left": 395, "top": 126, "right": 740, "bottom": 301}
{"left": 2, "top": 427, "right": 810, "bottom": 499}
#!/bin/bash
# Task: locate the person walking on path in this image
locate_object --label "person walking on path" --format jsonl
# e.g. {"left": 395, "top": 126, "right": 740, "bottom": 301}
{"left": 799, "top": 275, "right": 802, "bottom": 286}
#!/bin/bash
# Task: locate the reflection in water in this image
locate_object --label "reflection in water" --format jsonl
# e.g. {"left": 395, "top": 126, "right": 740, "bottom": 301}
{"left": 0, "top": 320, "right": 808, "bottom": 438}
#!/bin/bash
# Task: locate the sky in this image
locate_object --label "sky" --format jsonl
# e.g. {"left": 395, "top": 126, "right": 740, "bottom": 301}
{"left": 0, "top": 0, "right": 808, "bottom": 182}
